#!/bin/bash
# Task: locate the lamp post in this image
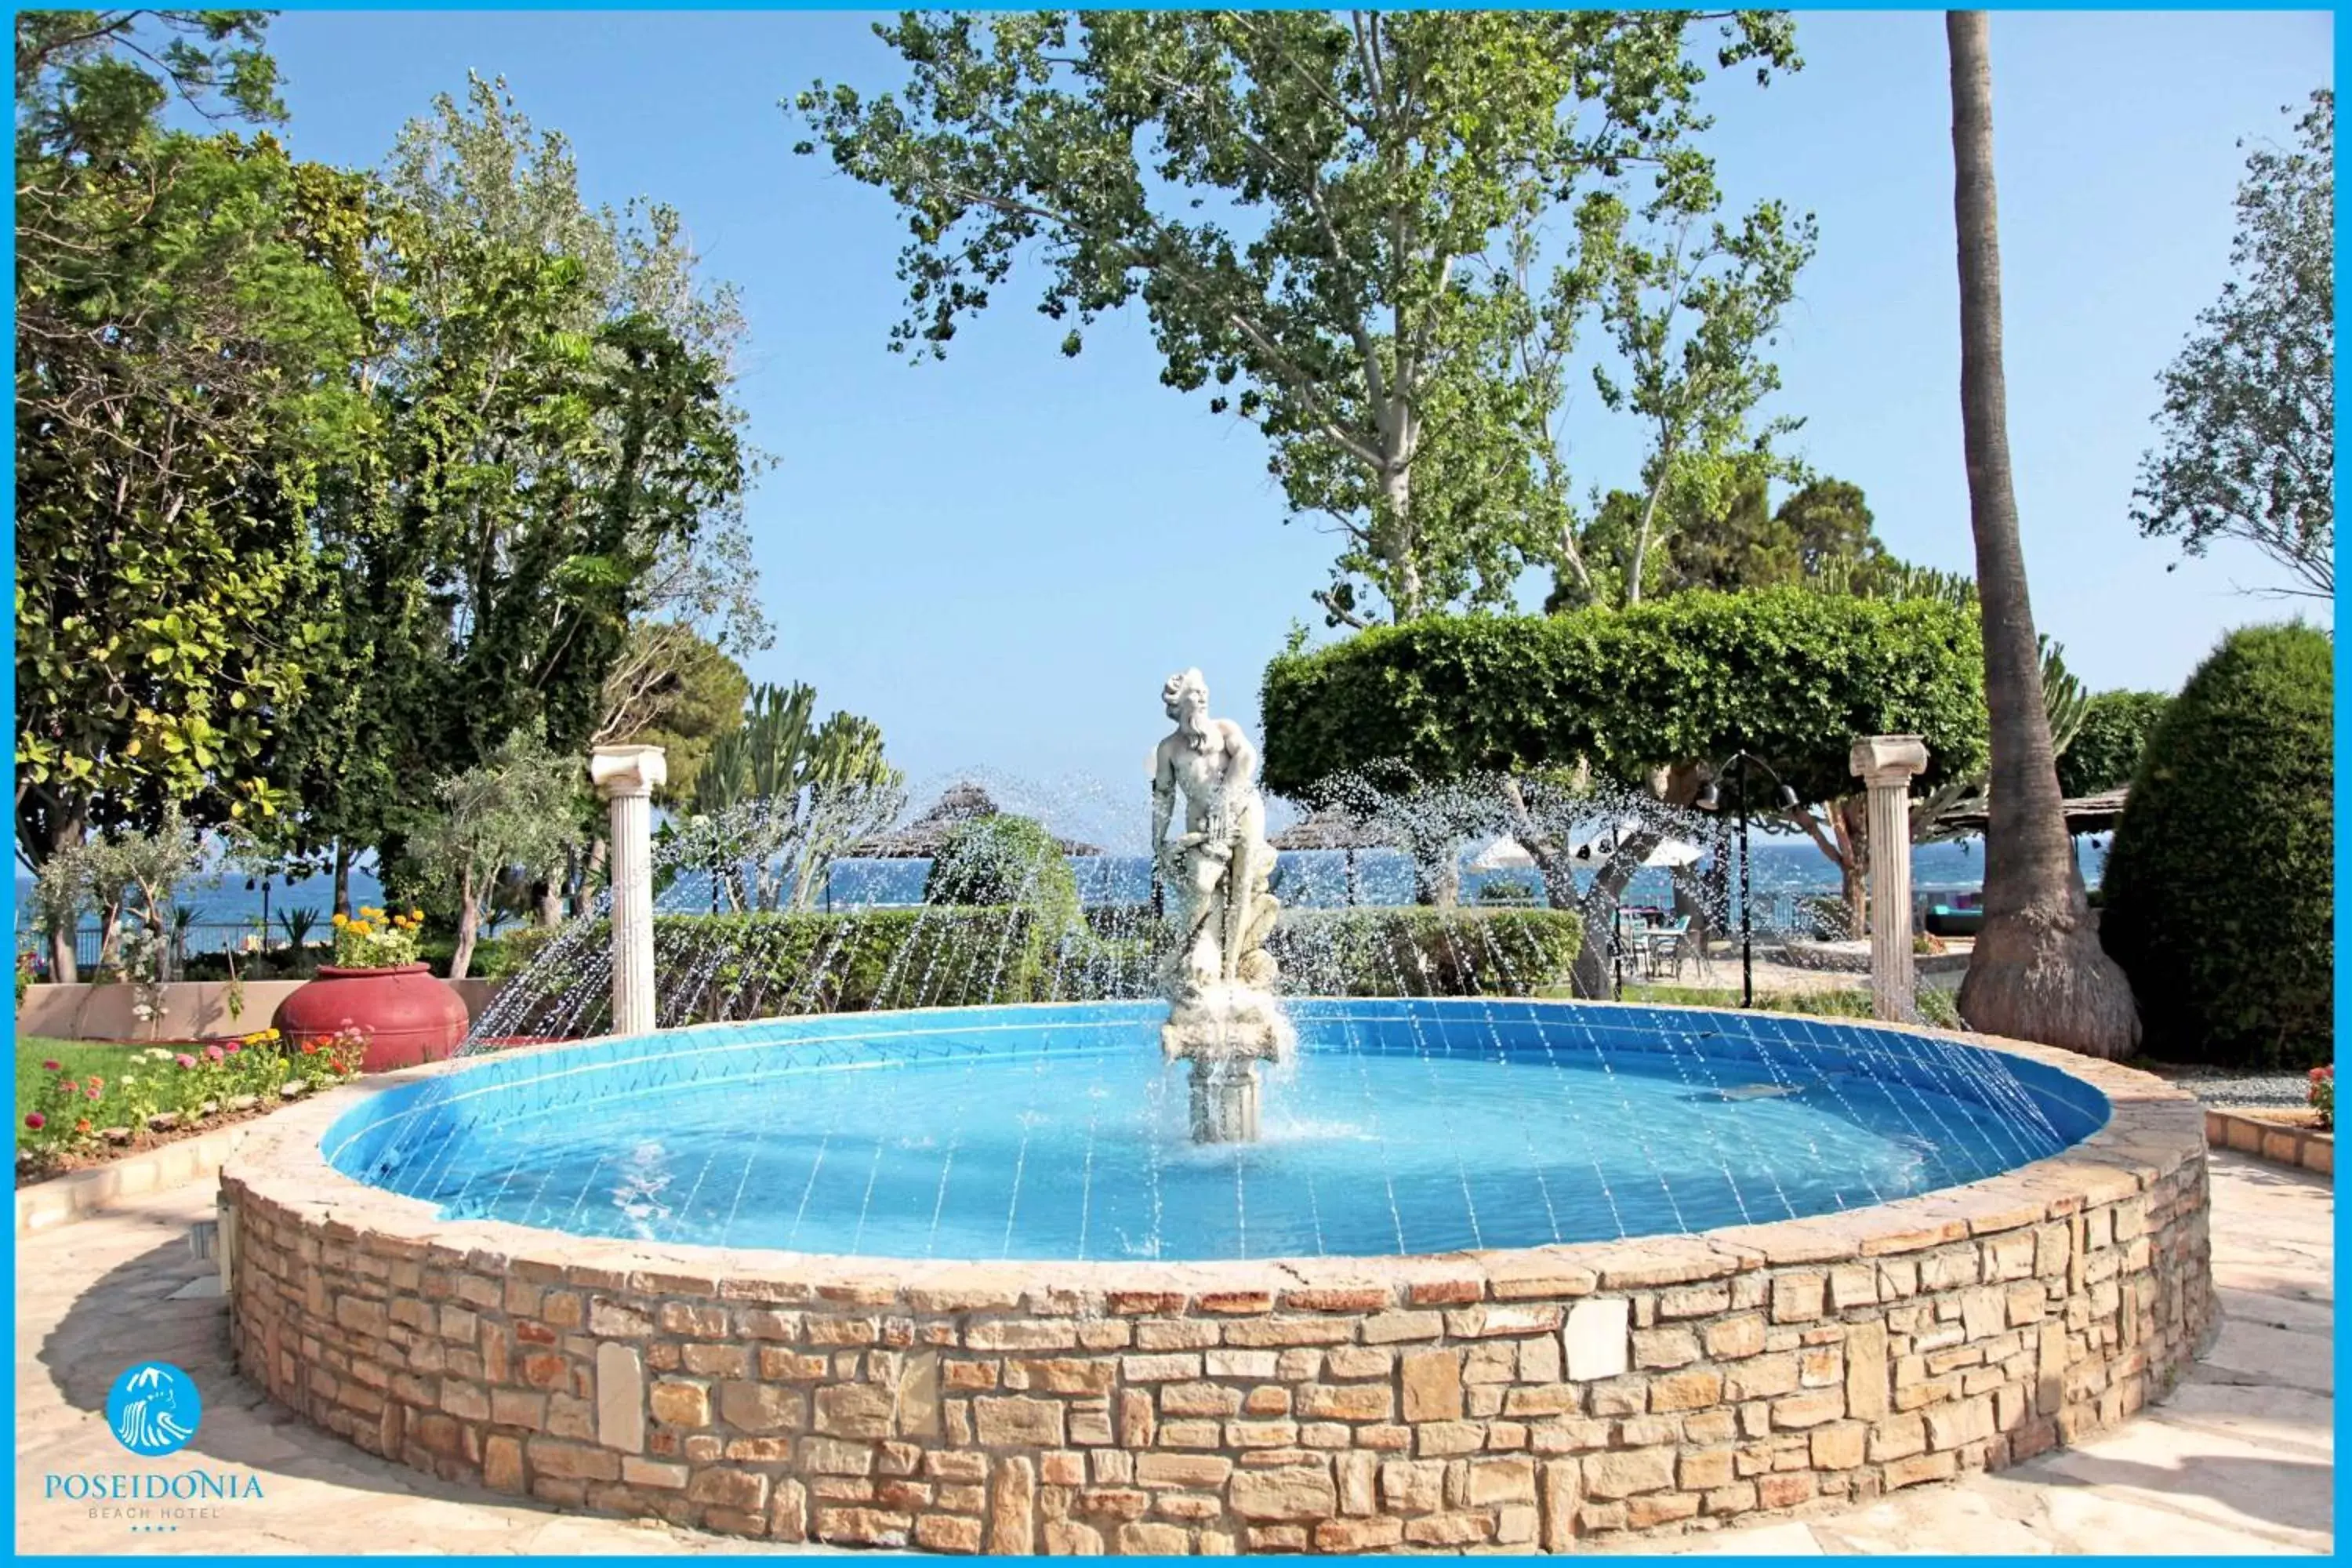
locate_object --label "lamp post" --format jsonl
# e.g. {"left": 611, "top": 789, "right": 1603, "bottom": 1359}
{"left": 1696, "top": 750, "right": 1799, "bottom": 1009}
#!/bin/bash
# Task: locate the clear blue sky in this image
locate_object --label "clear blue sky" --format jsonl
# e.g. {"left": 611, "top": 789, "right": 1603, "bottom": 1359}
{"left": 260, "top": 9, "right": 2334, "bottom": 796}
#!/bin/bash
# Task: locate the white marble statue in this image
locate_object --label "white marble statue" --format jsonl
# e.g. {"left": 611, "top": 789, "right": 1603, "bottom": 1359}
{"left": 1150, "top": 670, "right": 1290, "bottom": 1139}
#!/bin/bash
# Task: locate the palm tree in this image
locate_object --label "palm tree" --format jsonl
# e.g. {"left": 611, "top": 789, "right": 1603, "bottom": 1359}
{"left": 1945, "top": 12, "right": 2137, "bottom": 1058}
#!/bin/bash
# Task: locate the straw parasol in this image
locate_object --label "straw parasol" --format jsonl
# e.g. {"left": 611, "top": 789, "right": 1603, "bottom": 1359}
{"left": 1267, "top": 808, "right": 1399, "bottom": 906}
{"left": 847, "top": 782, "right": 1103, "bottom": 858}
{"left": 1929, "top": 786, "right": 2129, "bottom": 839}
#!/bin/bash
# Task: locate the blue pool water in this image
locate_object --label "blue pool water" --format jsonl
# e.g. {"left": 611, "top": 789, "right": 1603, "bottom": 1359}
{"left": 324, "top": 1000, "right": 2106, "bottom": 1262}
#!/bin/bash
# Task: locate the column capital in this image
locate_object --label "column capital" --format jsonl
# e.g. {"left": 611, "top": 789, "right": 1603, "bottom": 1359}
{"left": 1849, "top": 735, "right": 1929, "bottom": 788}
{"left": 590, "top": 744, "right": 667, "bottom": 800}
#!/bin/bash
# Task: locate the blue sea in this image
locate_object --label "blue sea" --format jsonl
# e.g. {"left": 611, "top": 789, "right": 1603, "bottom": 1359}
{"left": 16, "top": 837, "right": 2105, "bottom": 952}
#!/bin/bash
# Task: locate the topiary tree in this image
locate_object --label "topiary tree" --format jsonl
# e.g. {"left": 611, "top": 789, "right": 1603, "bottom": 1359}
{"left": 2057, "top": 690, "right": 2172, "bottom": 799}
{"left": 2099, "top": 622, "right": 2332, "bottom": 1068}
{"left": 1263, "top": 590, "right": 1987, "bottom": 992}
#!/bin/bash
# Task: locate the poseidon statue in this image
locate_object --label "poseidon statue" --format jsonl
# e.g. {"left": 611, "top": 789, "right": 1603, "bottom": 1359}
{"left": 1150, "top": 669, "right": 1290, "bottom": 1140}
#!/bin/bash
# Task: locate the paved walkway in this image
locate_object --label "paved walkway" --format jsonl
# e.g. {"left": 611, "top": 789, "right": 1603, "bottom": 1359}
{"left": 13, "top": 1153, "right": 2330, "bottom": 1555}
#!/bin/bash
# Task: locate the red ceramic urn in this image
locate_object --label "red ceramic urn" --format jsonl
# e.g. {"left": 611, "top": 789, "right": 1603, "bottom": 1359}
{"left": 272, "top": 964, "right": 470, "bottom": 1073}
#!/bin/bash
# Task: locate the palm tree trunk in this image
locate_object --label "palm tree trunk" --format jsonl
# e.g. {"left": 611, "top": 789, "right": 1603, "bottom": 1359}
{"left": 1945, "top": 12, "right": 2137, "bottom": 1058}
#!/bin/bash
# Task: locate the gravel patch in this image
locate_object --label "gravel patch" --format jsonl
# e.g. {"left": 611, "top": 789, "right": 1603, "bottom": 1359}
{"left": 2147, "top": 1066, "right": 2321, "bottom": 1109}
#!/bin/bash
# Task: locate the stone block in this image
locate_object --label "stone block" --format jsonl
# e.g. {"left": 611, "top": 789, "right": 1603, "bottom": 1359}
{"left": 1650, "top": 1368, "right": 1723, "bottom": 1412}
{"left": 1380, "top": 1459, "right": 1445, "bottom": 1515}
{"left": 1229, "top": 1465, "right": 1338, "bottom": 1521}
{"left": 482, "top": 1433, "right": 524, "bottom": 1494}
{"left": 1846, "top": 1319, "right": 1889, "bottom": 1421}
{"left": 596, "top": 1343, "right": 644, "bottom": 1454}
{"left": 916, "top": 1514, "right": 983, "bottom": 1553}
{"left": 815, "top": 1382, "right": 898, "bottom": 1439}
{"left": 1810, "top": 1421, "right": 1867, "bottom": 1469}
{"left": 1300, "top": 1382, "right": 1392, "bottom": 1421}
{"left": 1563, "top": 1298, "right": 1630, "bottom": 1381}
{"left": 528, "top": 1437, "right": 620, "bottom": 1483}
{"left": 717, "top": 1381, "right": 804, "bottom": 1434}
{"left": 1704, "top": 1313, "right": 1767, "bottom": 1360}
{"left": 976, "top": 1395, "right": 1065, "bottom": 1447}
{"left": 1770, "top": 1272, "right": 1826, "bottom": 1323}
{"left": 1399, "top": 1348, "right": 1463, "bottom": 1421}
{"left": 1580, "top": 1446, "right": 1674, "bottom": 1499}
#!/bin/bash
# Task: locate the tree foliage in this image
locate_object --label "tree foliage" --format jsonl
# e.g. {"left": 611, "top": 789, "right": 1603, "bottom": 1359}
{"left": 406, "top": 726, "right": 583, "bottom": 979}
{"left": 1260, "top": 590, "right": 1987, "bottom": 811}
{"left": 2098, "top": 624, "right": 2331, "bottom": 1067}
{"left": 15, "top": 13, "right": 368, "bottom": 864}
{"left": 250, "top": 76, "right": 761, "bottom": 893}
{"left": 2057, "top": 690, "right": 2171, "bottom": 800}
{"left": 793, "top": 9, "right": 1798, "bottom": 625}
{"left": 597, "top": 624, "right": 750, "bottom": 806}
{"left": 2132, "top": 89, "right": 2332, "bottom": 599}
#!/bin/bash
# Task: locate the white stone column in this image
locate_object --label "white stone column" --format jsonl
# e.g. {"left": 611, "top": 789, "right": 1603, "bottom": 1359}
{"left": 590, "top": 745, "right": 667, "bottom": 1038}
{"left": 1849, "top": 736, "right": 1930, "bottom": 1022}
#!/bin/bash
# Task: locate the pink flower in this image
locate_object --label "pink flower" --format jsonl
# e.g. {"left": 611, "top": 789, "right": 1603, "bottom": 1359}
{"left": 40, "top": 1059, "right": 59, "bottom": 1073}
{"left": 24, "top": 1112, "right": 44, "bottom": 1131}
{"left": 204, "top": 1045, "right": 225, "bottom": 1063}
{"left": 85, "top": 1085, "right": 100, "bottom": 1102}
{"left": 225, "top": 1040, "right": 241, "bottom": 1054}
{"left": 174, "top": 1054, "right": 197, "bottom": 1069}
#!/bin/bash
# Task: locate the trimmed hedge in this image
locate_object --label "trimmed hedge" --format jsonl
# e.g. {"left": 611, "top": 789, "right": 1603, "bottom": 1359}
{"left": 1268, "top": 907, "right": 1584, "bottom": 997}
{"left": 486, "top": 906, "right": 1586, "bottom": 1036}
{"left": 2099, "top": 624, "right": 2332, "bottom": 1068}
{"left": 1261, "top": 590, "right": 1988, "bottom": 808}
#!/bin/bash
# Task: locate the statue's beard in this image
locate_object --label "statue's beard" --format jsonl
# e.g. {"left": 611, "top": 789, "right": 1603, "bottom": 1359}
{"left": 1178, "top": 706, "right": 1212, "bottom": 750}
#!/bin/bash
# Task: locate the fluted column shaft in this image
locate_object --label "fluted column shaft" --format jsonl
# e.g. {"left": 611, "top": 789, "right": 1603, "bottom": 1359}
{"left": 590, "top": 746, "right": 667, "bottom": 1038}
{"left": 1850, "top": 737, "right": 1931, "bottom": 1023}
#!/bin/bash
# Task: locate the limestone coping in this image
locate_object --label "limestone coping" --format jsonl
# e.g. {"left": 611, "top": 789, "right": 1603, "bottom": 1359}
{"left": 220, "top": 1001, "right": 2207, "bottom": 1306}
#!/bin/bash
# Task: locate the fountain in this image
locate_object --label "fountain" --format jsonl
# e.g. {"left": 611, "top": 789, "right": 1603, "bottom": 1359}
{"left": 1149, "top": 669, "right": 1294, "bottom": 1142}
{"left": 216, "top": 701, "right": 2216, "bottom": 1555}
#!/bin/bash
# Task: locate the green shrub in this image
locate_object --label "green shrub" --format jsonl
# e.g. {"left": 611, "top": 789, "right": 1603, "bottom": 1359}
{"left": 2099, "top": 623, "right": 2332, "bottom": 1068}
{"left": 924, "top": 814, "right": 1082, "bottom": 997}
{"left": 469, "top": 924, "right": 564, "bottom": 979}
{"left": 1268, "top": 908, "right": 1584, "bottom": 997}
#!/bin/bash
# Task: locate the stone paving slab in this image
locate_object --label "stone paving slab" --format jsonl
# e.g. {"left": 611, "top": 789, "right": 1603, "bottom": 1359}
{"left": 14, "top": 1152, "right": 2329, "bottom": 1556}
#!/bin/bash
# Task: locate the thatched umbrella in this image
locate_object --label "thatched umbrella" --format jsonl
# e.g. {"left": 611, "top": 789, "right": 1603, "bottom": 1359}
{"left": 1268, "top": 809, "right": 1399, "bottom": 906}
{"left": 846, "top": 782, "right": 1103, "bottom": 858}
{"left": 1929, "top": 786, "right": 2129, "bottom": 840}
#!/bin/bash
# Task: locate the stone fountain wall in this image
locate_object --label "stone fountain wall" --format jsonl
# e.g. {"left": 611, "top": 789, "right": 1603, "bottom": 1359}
{"left": 221, "top": 1033, "right": 2212, "bottom": 1555}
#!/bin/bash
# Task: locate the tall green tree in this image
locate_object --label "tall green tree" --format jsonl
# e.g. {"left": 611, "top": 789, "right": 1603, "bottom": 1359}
{"left": 1946, "top": 11, "right": 2136, "bottom": 1058}
{"left": 14, "top": 11, "right": 368, "bottom": 966}
{"left": 270, "top": 79, "right": 761, "bottom": 909}
{"left": 2132, "top": 89, "right": 2332, "bottom": 600}
{"left": 793, "top": 10, "right": 1798, "bottom": 625}
{"left": 1529, "top": 188, "right": 1816, "bottom": 612}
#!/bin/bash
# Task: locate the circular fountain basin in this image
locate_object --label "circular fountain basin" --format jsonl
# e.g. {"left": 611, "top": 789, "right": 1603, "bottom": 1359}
{"left": 222, "top": 1000, "right": 2213, "bottom": 1555}
{"left": 320, "top": 1000, "right": 2109, "bottom": 1261}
